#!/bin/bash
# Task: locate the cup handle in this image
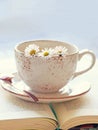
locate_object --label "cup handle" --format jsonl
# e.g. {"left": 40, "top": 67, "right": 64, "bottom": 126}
{"left": 73, "top": 49, "right": 96, "bottom": 78}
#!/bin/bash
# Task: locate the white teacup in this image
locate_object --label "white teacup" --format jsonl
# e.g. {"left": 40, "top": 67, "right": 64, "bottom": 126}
{"left": 14, "top": 40, "right": 96, "bottom": 93}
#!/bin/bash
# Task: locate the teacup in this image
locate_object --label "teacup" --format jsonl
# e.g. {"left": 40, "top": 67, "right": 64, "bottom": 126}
{"left": 14, "top": 40, "right": 96, "bottom": 93}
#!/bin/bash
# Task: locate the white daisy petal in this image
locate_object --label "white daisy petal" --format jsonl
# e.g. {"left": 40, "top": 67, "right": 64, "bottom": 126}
{"left": 54, "top": 46, "right": 68, "bottom": 56}
{"left": 38, "top": 48, "right": 54, "bottom": 58}
{"left": 24, "top": 44, "right": 39, "bottom": 57}
{"left": 24, "top": 44, "right": 68, "bottom": 58}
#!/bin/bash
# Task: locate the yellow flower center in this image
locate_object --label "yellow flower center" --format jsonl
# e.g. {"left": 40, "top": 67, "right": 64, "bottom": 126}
{"left": 29, "top": 49, "right": 36, "bottom": 55}
{"left": 58, "top": 50, "right": 62, "bottom": 53}
{"left": 43, "top": 51, "right": 49, "bottom": 56}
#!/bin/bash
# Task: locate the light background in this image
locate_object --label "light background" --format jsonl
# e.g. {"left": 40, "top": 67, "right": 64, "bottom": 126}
{"left": 0, "top": 0, "right": 98, "bottom": 59}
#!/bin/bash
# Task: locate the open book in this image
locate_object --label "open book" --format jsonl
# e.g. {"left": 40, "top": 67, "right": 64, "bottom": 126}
{"left": 0, "top": 59, "right": 98, "bottom": 130}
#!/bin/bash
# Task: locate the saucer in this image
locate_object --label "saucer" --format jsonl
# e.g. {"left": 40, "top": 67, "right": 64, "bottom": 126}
{"left": 0, "top": 73, "right": 91, "bottom": 103}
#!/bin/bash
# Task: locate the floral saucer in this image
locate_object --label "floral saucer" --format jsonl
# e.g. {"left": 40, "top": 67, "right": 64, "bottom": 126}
{"left": 0, "top": 73, "right": 91, "bottom": 103}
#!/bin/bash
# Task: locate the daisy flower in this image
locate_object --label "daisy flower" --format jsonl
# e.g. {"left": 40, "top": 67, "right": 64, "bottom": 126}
{"left": 38, "top": 48, "right": 54, "bottom": 58}
{"left": 24, "top": 44, "right": 40, "bottom": 57}
{"left": 54, "top": 46, "right": 68, "bottom": 56}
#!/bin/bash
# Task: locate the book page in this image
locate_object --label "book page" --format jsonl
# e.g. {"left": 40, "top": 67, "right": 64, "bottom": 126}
{"left": 0, "top": 86, "right": 54, "bottom": 119}
{"left": 0, "top": 58, "right": 57, "bottom": 130}
{"left": 53, "top": 60, "right": 98, "bottom": 129}
{"left": 0, "top": 58, "right": 55, "bottom": 120}
{"left": 0, "top": 84, "right": 58, "bottom": 130}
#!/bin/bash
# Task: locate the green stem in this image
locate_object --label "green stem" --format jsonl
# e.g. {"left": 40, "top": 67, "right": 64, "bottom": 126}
{"left": 49, "top": 103, "right": 61, "bottom": 130}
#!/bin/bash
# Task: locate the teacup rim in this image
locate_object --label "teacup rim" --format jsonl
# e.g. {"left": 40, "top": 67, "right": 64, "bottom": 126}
{"left": 14, "top": 39, "right": 79, "bottom": 56}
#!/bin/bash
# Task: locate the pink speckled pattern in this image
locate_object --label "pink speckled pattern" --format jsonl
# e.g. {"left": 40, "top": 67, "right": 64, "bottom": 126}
{"left": 14, "top": 40, "right": 96, "bottom": 93}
